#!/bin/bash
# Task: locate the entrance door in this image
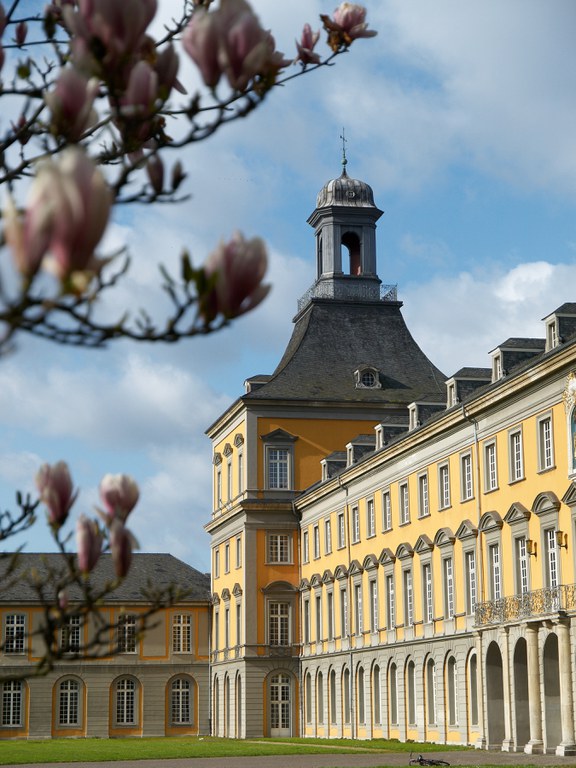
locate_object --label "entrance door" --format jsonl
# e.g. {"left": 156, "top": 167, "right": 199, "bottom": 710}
{"left": 270, "top": 673, "right": 291, "bottom": 737}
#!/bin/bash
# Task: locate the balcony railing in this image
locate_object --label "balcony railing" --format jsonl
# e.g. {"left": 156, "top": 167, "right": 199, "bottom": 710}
{"left": 475, "top": 584, "right": 576, "bottom": 626}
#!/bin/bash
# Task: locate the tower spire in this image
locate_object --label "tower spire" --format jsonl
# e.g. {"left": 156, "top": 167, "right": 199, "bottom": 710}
{"left": 340, "top": 127, "right": 348, "bottom": 176}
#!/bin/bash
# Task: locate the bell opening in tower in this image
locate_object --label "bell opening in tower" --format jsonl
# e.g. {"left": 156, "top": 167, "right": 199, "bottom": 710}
{"left": 342, "top": 231, "right": 361, "bottom": 275}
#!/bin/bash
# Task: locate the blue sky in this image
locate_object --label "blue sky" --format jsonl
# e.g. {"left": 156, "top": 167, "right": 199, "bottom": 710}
{"left": 2, "top": 0, "right": 576, "bottom": 571}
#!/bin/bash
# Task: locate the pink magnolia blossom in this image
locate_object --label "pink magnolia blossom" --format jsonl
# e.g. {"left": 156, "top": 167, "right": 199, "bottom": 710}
{"left": 15, "top": 20, "right": 27, "bottom": 46}
{"left": 99, "top": 473, "right": 139, "bottom": 524}
{"left": 154, "top": 43, "right": 186, "bottom": 99}
{"left": 120, "top": 60, "right": 158, "bottom": 118}
{"left": 146, "top": 154, "right": 164, "bottom": 194}
{"left": 35, "top": 461, "right": 78, "bottom": 528}
{"left": 44, "top": 67, "right": 99, "bottom": 141}
{"left": 64, "top": 0, "right": 157, "bottom": 82}
{"left": 76, "top": 515, "right": 103, "bottom": 574}
{"left": 183, "top": 0, "right": 289, "bottom": 91}
{"left": 3, "top": 193, "right": 50, "bottom": 278}
{"left": 28, "top": 147, "right": 111, "bottom": 281}
{"left": 321, "top": 3, "right": 376, "bottom": 51}
{"left": 201, "top": 231, "right": 270, "bottom": 322}
{"left": 295, "top": 24, "right": 321, "bottom": 66}
{"left": 109, "top": 520, "right": 138, "bottom": 578}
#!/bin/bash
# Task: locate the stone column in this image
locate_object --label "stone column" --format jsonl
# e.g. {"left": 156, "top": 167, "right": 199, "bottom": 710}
{"left": 499, "top": 626, "right": 514, "bottom": 751}
{"left": 524, "top": 622, "right": 544, "bottom": 754}
{"left": 556, "top": 620, "right": 576, "bottom": 756}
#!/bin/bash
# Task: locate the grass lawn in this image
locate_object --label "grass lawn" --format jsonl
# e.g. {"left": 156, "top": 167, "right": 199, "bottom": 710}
{"left": 0, "top": 737, "right": 472, "bottom": 765}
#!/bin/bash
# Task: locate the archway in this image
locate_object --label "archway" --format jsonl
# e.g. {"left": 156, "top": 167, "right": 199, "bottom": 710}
{"left": 486, "top": 641, "right": 505, "bottom": 748}
{"left": 543, "top": 633, "right": 561, "bottom": 750}
{"left": 513, "top": 638, "right": 530, "bottom": 748}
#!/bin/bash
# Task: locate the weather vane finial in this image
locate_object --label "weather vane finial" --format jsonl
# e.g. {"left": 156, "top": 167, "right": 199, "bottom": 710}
{"left": 340, "top": 127, "right": 348, "bottom": 174}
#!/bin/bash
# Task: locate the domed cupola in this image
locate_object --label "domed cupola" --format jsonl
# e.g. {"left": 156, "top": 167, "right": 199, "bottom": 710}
{"left": 306, "top": 151, "right": 384, "bottom": 306}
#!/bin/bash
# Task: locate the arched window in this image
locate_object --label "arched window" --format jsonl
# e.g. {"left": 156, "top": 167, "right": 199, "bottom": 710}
{"left": 342, "top": 231, "right": 361, "bottom": 275}
{"left": 389, "top": 663, "right": 398, "bottom": 725}
{"left": 1, "top": 680, "right": 23, "bottom": 726}
{"left": 469, "top": 653, "right": 478, "bottom": 726}
{"left": 317, "top": 672, "right": 324, "bottom": 725}
{"left": 330, "top": 669, "right": 337, "bottom": 725}
{"left": 426, "top": 659, "right": 436, "bottom": 725}
{"left": 343, "top": 668, "right": 351, "bottom": 724}
{"left": 407, "top": 660, "right": 416, "bottom": 725}
{"left": 171, "top": 677, "right": 192, "bottom": 725}
{"left": 59, "top": 679, "right": 80, "bottom": 726}
{"left": 115, "top": 677, "right": 136, "bottom": 726}
{"left": 357, "top": 666, "right": 365, "bottom": 724}
{"left": 447, "top": 656, "right": 458, "bottom": 726}
{"left": 372, "top": 664, "right": 381, "bottom": 725}
{"left": 305, "top": 672, "right": 312, "bottom": 724}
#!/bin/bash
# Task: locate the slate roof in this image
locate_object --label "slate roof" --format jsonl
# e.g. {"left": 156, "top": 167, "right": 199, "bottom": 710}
{"left": 243, "top": 299, "right": 446, "bottom": 404}
{"left": 544, "top": 302, "right": 576, "bottom": 317}
{"left": 450, "top": 367, "right": 492, "bottom": 379}
{"left": 0, "top": 553, "right": 211, "bottom": 604}
{"left": 494, "top": 337, "right": 546, "bottom": 350}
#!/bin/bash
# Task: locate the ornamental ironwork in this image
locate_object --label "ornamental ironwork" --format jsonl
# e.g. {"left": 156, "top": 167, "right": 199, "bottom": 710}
{"left": 475, "top": 584, "right": 576, "bottom": 626}
{"left": 297, "top": 281, "right": 397, "bottom": 312}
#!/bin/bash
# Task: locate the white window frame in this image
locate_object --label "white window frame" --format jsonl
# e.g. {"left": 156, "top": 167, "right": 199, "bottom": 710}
{"left": 313, "top": 525, "right": 320, "bottom": 559}
{"left": 352, "top": 506, "right": 360, "bottom": 544}
{"left": 438, "top": 462, "right": 451, "bottom": 510}
{"left": 324, "top": 519, "right": 332, "bottom": 554}
{"left": 484, "top": 440, "right": 498, "bottom": 492}
{"left": 509, "top": 427, "right": 524, "bottom": 483}
{"left": 423, "top": 563, "right": 433, "bottom": 624}
{"left": 443, "top": 557, "right": 455, "bottom": 619}
{"left": 403, "top": 569, "right": 414, "bottom": 627}
{"left": 537, "top": 413, "right": 554, "bottom": 472}
{"left": 399, "top": 482, "right": 410, "bottom": 525}
{"left": 418, "top": 472, "right": 429, "bottom": 518}
{"left": 117, "top": 614, "right": 137, "bottom": 654}
{"left": 515, "top": 536, "right": 529, "bottom": 595}
{"left": 460, "top": 452, "right": 473, "bottom": 501}
{"left": 337, "top": 512, "right": 346, "bottom": 549}
{"left": 302, "top": 531, "right": 309, "bottom": 564}
{"left": 465, "top": 549, "right": 477, "bottom": 615}
{"left": 4, "top": 614, "right": 26, "bottom": 654}
{"left": 489, "top": 544, "right": 502, "bottom": 600}
{"left": 369, "top": 579, "right": 379, "bottom": 633}
{"left": 172, "top": 614, "right": 192, "bottom": 654}
{"left": 366, "top": 498, "right": 375, "bottom": 538}
{"left": 340, "top": 587, "right": 349, "bottom": 638}
{"left": 386, "top": 574, "right": 395, "bottom": 629}
{"left": 265, "top": 446, "right": 292, "bottom": 490}
{"left": 382, "top": 490, "right": 392, "bottom": 532}
{"left": 2, "top": 681, "right": 23, "bottom": 726}
{"left": 354, "top": 583, "right": 363, "bottom": 637}
{"left": 267, "top": 600, "right": 291, "bottom": 646}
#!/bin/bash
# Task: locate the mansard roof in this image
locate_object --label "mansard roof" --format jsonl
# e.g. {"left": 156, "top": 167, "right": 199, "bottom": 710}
{"left": 243, "top": 299, "right": 446, "bottom": 405}
{"left": 0, "top": 553, "right": 211, "bottom": 603}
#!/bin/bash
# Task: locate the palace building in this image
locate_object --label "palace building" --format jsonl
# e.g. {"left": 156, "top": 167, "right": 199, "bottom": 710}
{"left": 4, "top": 165, "right": 576, "bottom": 753}
{"left": 206, "top": 163, "right": 576, "bottom": 754}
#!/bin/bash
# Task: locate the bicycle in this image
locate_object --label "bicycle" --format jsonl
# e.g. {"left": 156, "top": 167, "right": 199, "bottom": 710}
{"left": 409, "top": 753, "right": 450, "bottom": 766}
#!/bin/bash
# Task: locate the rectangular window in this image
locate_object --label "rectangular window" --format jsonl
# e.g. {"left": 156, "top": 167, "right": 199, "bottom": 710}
{"left": 461, "top": 452, "right": 473, "bottom": 501}
{"left": 172, "top": 614, "right": 192, "bottom": 653}
{"left": 61, "top": 616, "right": 81, "bottom": 653}
{"left": 423, "top": 563, "right": 433, "bottom": 623}
{"left": 303, "top": 599, "right": 310, "bottom": 644}
{"left": 302, "top": 530, "right": 309, "bottom": 563}
{"left": 352, "top": 506, "right": 360, "bottom": 544}
{"left": 545, "top": 528, "right": 559, "bottom": 589}
{"left": 484, "top": 441, "right": 498, "bottom": 491}
{"left": 2, "top": 681, "right": 22, "bottom": 726}
{"left": 216, "top": 468, "right": 222, "bottom": 507}
{"left": 226, "top": 459, "right": 232, "bottom": 501}
{"left": 438, "top": 463, "right": 450, "bottom": 509}
{"left": 315, "top": 594, "right": 322, "bottom": 641}
{"left": 489, "top": 544, "right": 502, "bottom": 600}
{"left": 214, "top": 611, "right": 219, "bottom": 651}
{"left": 267, "top": 447, "right": 290, "bottom": 489}
{"left": 367, "top": 499, "right": 375, "bottom": 537}
{"left": 236, "top": 603, "right": 242, "bottom": 646}
{"left": 418, "top": 473, "right": 429, "bottom": 518}
{"left": 399, "top": 482, "right": 410, "bottom": 525}
{"left": 369, "top": 579, "right": 379, "bottom": 633}
{"left": 116, "top": 678, "right": 135, "bottom": 725}
{"left": 538, "top": 415, "right": 554, "bottom": 471}
{"left": 324, "top": 519, "right": 332, "bottom": 554}
{"left": 224, "top": 542, "right": 230, "bottom": 573}
{"left": 313, "top": 525, "right": 320, "bottom": 559}
{"left": 269, "top": 602, "right": 290, "bottom": 646}
{"left": 386, "top": 575, "right": 395, "bottom": 629}
{"left": 4, "top": 615, "right": 25, "bottom": 654}
{"left": 225, "top": 608, "right": 230, "bottom": 650}
{"left": 238, "top": 451, "right": 244, "bottom": 494}
{"left": 268, "top": 533, "right": 292, "bottom": 563}
{"left": 354, "top": 583, "right": 363, "bottom": 636}
{"left": 443, "top": 557, "right": 455, "bottom": 619}
{"left": 117, "top": 614, "right": 137, "bottom": 654}
{"left": 59, "top": 679, "right": 79, "bottom": 726}
{"left": 327, "top": 591, "right": 334, "bottom": 641}
{"left": 403, "top": 570, "right": 414, "bottom": 627}
{"left": 516, "top": 537, "right": 529, "bottom": 595}
{"left": 340, "top": 587, "right": 348, "bottom": 638}
{"left": 214, "top": 549, "right": 220, "bottom": 578}
{"left": 382, "top": 490, "right": 392, "bottom": 531}
{"left": 236, "top": 535, "right": 242, "bottom": 568}
{"left": 337, "top": 512, "right": 346, "bottom": 549}
{"left": 465, "top": 550, "right": 477, "bottom": 615}
{"left": 509, "top": 429, "right": 524, "bottom": 483}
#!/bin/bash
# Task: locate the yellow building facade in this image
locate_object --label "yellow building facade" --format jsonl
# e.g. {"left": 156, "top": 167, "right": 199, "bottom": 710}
{"left": 206, "top": 164, "right": 576, "bottom": 754}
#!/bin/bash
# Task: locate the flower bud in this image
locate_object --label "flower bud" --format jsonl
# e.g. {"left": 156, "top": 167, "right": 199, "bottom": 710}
{"left": 146, "top": 155, "right": 164, "bottom": 194}
{"left": 35, "top": 461, "right": 77, "bottom": 528}
{"left": 99, "top": 474, "right": 139, "bottom": 524}
{"left": 109, "top": 520, "right": 138, "bottom": 578}
{"left": 45, "top": 68, "right": 99, "bottom": 141}
{"left": 295, "top": 24, "right": 321, "bottom": 65}
{"left": 15, "top": 21, "right": 27, "bottom": 46}
{"left": 76, "top": 515, "right": 103, "bottom": 574}
{"left": 201, "top": 231, "right": 270, "bottom": 322}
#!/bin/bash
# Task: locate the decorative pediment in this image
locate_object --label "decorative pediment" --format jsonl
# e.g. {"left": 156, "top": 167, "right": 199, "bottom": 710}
{"left": 532, "top": 491, "right": 561, "bottom": 516}
{"left": 299, "top": 578, "right": 311, "bottom": 592}
{"left": 562, "top": 482, "right": 576, "bottom": 507}
{"left": 396, "top": 542, "right": 414, "bottom": 560}
{"left": 310, "top": 573, "right": 323, "bottom": 589}
{"left": 433, "top": 527, "right": 456, "bottom": 548}
{"left": 348, "top": 559, "right": 364, "bottom": 575}
{"left": 414, "top": 534, "right": 434, "bottom": 555}
{"left": 232, "top": 583, "right": 243, "bottom": 597}
{"left": 479, "top": 510, "right": 504, "bottom": 532}
{"left": 334, "top": 564, "right": 349, "bottom": 581}
{"left": 455, "top": 519, "right": 478, "bottom": 540}
{"left": 262, "top": 580, "right": 298, "bottom": 595}
{"left": 233, "top": 433, "right": 244, "bottom": 447}
{"left": 213, "top": 452, "right": 222, "bottom": 466}
{"left": 221, "top": 588, "right": 231, "bottom": 602}
{"left": 260, "top": 428, "right": 298, "bottom": 443}
{"left": 223, "top": 443, "right": 233, "bottom": 457}
{"left": 378, "top": 547, "right": 396, "bottom": 565}
{"left": 362, "top": 554, "right": 379, "bottom": 572}
{"left": 504, "top": 502, "right": 531, "bottom": 525}
{"left": 211, "top": 592, "right": 220, "bottom": 605}
{"left": 321, "top": 569, "right": 335, "bottom": 585}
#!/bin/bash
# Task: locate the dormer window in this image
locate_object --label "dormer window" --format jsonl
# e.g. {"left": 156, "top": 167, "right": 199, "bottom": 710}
{"left": 447, "top": 382, "right": 456, "bottom": 408}
{"left": 546, "top": 319, "right": 558, "bottom": 351}
{"left": 408, "top": 404, "right": 417, "bottom": 431}
{"left": 492, "top": 353, "right": 503, "bottom": 382}
{"left": 354, "top": 366, "right": 381, "bottom": 389}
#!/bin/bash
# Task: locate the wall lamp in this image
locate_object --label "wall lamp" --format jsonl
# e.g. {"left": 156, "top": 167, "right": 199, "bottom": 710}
{"left": 526, "top": 539, "right": 537, "bottom": 557}
{"left": 556, "top": 530, "right": 568, "bottom": 549}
